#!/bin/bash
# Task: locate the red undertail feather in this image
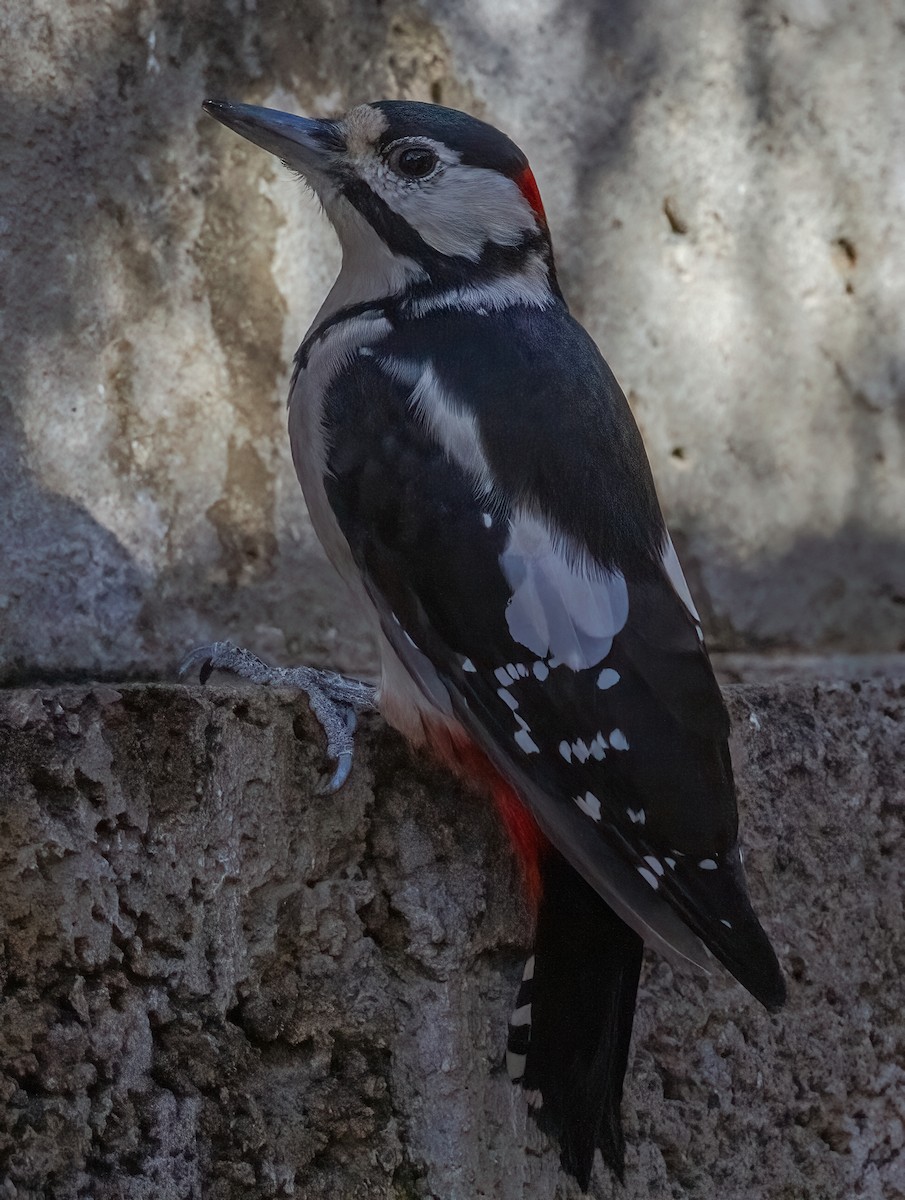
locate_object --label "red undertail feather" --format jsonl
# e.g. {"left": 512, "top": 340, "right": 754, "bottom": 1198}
{"left": 426, "top": 722, "right": 547, "bottom": 903}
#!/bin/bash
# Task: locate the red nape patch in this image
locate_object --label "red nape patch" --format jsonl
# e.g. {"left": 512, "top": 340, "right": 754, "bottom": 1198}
{"left": 426, "top": 724, "right": 548, "bottom": 905}
{"left": 516, "top": 166, "right": 547, "bottom": 222}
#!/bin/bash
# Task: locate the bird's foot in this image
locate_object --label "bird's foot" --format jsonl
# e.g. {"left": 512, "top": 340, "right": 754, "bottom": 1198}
{"left": 179, "top": 640, "right": 378, "bottom": 792}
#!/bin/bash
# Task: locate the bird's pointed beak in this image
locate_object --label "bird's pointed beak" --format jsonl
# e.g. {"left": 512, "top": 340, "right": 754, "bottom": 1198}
{"left": 202, "top": 100, "right": 345, "bottom": 175}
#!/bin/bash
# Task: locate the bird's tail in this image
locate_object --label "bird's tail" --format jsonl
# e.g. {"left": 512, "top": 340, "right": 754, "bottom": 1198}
{"left": 507, "top": 851, "right": 644, "bottom": 1190}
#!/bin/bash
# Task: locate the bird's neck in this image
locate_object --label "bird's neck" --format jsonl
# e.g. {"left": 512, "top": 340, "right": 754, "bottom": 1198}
{"left": 309, "top": 196, "right": 562, "bottom": 336}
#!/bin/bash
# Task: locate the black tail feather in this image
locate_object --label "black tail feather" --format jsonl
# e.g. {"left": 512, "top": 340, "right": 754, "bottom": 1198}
{"left": 509, "top": 852, "right": 644, "bottom": 1189}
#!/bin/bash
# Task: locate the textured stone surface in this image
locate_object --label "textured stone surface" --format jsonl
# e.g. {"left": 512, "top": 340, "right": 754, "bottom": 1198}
{"left": 3, "top": 1, "right": 905, "bottom": 682}
{"left": 1, "top": 678, "right": 903, "bottom": 1198}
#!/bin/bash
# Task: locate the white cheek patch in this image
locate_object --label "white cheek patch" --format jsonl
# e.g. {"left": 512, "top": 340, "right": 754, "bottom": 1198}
{"left": 363, "top": 142, "right": 539, "bottom": 261}
{"left": 397, "top": 164, "right": 537, "bottom": 259}
{"left": 500, "top": 511, "right": 630, "bottom": 669}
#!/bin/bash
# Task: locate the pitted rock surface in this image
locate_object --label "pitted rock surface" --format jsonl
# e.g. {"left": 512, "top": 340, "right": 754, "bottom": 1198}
{"left": 0, "top": 679, "right": 902, "bottom": 1198}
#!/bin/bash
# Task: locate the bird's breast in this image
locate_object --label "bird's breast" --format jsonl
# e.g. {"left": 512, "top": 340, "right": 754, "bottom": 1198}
{"left": 288, "top": 308, "right": 460, "bottom": 736}
{"left": 287, "top": 308, "right": 393, "bottom": 589}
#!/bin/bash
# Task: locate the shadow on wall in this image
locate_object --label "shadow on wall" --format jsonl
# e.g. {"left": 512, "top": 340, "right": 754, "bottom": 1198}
{"left": 0, "top": 410, "right": 148, "bottom": 682}
{"left": 3, "top": 0, "right": 904, "bottom": 684}
{"left": 3, "top": 0, "right": 476, "bottom": 683}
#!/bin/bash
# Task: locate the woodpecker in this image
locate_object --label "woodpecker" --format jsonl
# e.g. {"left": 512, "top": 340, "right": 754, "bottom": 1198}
{"left": 190, "top": 98, "right": 785, "bottom": 1190}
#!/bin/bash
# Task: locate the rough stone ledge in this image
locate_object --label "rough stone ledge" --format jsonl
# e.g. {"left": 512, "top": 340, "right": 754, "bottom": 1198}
{"left": 0, "top": 678, "right": 903, "bottom": 1200}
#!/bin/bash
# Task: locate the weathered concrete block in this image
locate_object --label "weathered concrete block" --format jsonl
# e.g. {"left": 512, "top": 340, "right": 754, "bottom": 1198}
{"left": 0, "top": 678, "right": 902, "bottom": 1198}
{"left": 3, "top": 2, "right": 905, "bottom": 680}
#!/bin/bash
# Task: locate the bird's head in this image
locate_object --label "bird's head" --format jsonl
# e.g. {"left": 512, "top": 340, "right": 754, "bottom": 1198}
{"left": 203, "top": 98, "right": 559, "bottom": 305}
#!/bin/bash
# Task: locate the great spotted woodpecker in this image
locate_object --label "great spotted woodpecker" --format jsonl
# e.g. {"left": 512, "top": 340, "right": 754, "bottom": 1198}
{"left": 189, "top": 98, "right": 785, "bottom": 1189}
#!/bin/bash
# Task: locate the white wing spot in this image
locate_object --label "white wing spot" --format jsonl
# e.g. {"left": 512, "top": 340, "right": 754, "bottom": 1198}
{"left": 462, "top": 658, "right": 476, "bottom": 673}
{"left": 720, "top": 919, "right": 733, "bottom": 929}
{"left": 506, "top": 663, "right": 521, "bottom": 682}
{"left": 497, "top": 687, "right": 519, "bottom": 711}
{"left": 522, "top": 955, "right": 535, "bottom": 981}
{"left": 573, "top": 738, "right": 590, "bottom": 763}
{"left": 696, "top": 624, "right": 705, "bottom": 643}
{"left": 609, "top": 729, "right": 629, "bottom": 751}
{"left": 643, "top": 855, "right": 665, "bottom": 877}
{"left": 532, "top": 660, "right": 549, "bottom": 681}
{"left": 574, "top": 791, "right": 601, "bottom": 821}
{"left": 525, "top": 1088, "right": 543, "bottom": 1110}
{"left": 596, "top": 667, "right": 620, "bottom": 690}
{"left": 559, "top": 740, "right": 572, "bottom": 763}
{"left": 637, "top": 865, "right": 660, "bottom": 890}
{"left": 516, "top": 663, "right": 529, "bottom": 678}
{"left": 590, "top": 732, "right": 607, "bottom": 760}
{"left": 515, "top": 728, "right": 540, "bottom": 754}
{"left": 627, "top": 807, "right": 646, "bottom": 825}
{"left": 665, "top": 856, "right": 676, "bottom": 869}
{"left": 482, "top": 513, "right": 493, "bottom": 528}
{"left": 494, "top": 667, "right": 511, "bottom": 686}
{"left": 698, "top": 858, "right": 718, "bottom": 870}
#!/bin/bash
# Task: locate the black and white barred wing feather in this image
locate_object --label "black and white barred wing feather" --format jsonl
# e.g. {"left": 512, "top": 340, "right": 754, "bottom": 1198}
{"left": 322, "top": 304, "right": 784, "bottom": 1009}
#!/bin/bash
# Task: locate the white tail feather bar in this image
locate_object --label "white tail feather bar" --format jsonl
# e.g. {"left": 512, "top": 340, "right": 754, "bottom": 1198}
{"left": 506, "top": 955, "right": 536, "bottom": 1083}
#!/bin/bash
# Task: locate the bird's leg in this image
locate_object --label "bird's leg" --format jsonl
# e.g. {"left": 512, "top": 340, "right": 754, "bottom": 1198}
{"left": 179, "top": 641, "right": 378, "bottom": 793}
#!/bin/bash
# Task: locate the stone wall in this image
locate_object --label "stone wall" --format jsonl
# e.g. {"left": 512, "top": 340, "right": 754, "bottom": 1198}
{"left": 3, "top": 1, "right": 905, "bottom": 683}
{"left": 1, "top": 679, "right": 903, "bottom": 1198}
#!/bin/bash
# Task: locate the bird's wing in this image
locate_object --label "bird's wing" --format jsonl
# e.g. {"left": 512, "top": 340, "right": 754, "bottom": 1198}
{"left": 319, "top": 303, "right": 784, "bottom": 1009}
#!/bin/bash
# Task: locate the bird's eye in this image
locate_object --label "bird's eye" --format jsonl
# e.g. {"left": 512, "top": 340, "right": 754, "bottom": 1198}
{"left": 387, "top": 144, "right": 439, "bottom": 180}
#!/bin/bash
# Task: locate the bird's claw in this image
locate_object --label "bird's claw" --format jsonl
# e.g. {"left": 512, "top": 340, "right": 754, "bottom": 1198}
{"left": 178, "top": 642, "right": 223, "bottom": 684}
{"left": 178, "top": 640, "right": 376, "bottom": 791}
{"left": 179, "top": 641, "right": 274, "bottom": 686}
{"left": 318, "top": 707, "right": 358, "bottom": 794}
{"left": 305, "top": 682, "right": 365, "bottom": 793}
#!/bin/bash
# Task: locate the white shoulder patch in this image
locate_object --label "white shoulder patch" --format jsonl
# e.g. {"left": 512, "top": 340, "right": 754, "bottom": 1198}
{"left": 382, "top": 358, "right": 494, "bottom": 492}
{"left": 500, "top": 511, "right": 629, "bottom": 669}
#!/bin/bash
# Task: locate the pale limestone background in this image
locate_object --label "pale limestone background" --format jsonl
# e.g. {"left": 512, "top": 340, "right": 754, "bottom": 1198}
{"left": 3, "top": 0, "right": 905, "bottom": 684}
